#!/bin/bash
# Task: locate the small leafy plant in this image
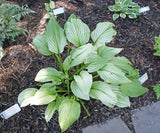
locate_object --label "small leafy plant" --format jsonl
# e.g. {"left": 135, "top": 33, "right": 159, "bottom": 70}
{"left": 43, "top": 0, "right": 56, "bottom": 19}
{"left": 108, "top": 0, "right": 140, "bottom": 21}
{"left": 153, "top": 84, "right": 160, "bottom": 99}
{"left": 154, "top": 35, "right": 160, "bottom": 56}
{"left": 18, "top": 14, "right": 148, "bottom": 132}
{"left": 0, "top": 0, "right": 34, "bottom": 59}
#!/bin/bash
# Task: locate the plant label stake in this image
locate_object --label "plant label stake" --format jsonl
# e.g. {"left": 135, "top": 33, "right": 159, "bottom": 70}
{"left": 0, "top": 104, "right": 21, "bottom": 119}
{"left": 138, "top": 6, "right": 150, "bottom": 15}
{"left": 139, "top": 73, "right": 148, "bottom": 84}
{"left": 53, "top": 7, "right": 65, "bottom": 15}
{"left": 53, "top": 7, "right": 66, "bottom": 21}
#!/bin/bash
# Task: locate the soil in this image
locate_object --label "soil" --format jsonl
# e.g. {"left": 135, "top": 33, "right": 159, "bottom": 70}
{"left": 0, "top": 0, "right": 160, "bottom": 133}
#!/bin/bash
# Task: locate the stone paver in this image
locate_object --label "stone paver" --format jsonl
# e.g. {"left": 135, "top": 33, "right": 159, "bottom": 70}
{"left": 83, "top": 117, "right": 131, "bottom": 133}
{"left": 132, "top": 101, "right": 160, "bottom": 133}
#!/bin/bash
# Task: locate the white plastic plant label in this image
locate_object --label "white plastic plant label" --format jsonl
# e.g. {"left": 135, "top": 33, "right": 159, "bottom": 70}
{"left": 0, "top": 104, "right": 21, "bottom": 119}
{"left": 139, "top": 73, "right": 148, "bottom": 84}
{"left": 53, "top": 7, "right": 65, "bottom": 15}
{"left": 138, "top": 6, "right": 150, "bottom": 14}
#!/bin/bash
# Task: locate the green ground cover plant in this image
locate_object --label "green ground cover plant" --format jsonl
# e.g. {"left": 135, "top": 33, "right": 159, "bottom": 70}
{"left": 108, "top": 0, "right": 140, "bottom": 21}
{"left": 18, "top": 14, "right": 148, "bottom": 132}
{"left": 153, "top": 84, "right": 160, "bottom": 99}
{"left": 0, "top": 0, "right": 34, "bottom": 59}
{"left": 154, "top": 35, "right": 160, "bottom": 56}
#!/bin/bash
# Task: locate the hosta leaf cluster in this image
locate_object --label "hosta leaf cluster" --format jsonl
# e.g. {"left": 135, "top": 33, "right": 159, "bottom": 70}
{"left": 18, "top": 14, "right": 148, "bottom": 132}
{"left": 154, "top": 35, "right": 160, "bottom": 56}
{"left": 0, "top": 0, "right": 34, "bottom": 59}
{"left": 108, "top": 0, "right": 140, "bottom": 21}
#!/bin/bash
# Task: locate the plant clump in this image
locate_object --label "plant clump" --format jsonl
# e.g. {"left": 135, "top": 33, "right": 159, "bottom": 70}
{"left": 18, "top": 14, "right": 148, "bottom": 132}
{"left": 108, "top": 0, "right": 140, "bottom": 21}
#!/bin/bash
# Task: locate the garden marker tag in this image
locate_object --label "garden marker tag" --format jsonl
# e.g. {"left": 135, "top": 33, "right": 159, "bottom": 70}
{"left": 139, "top": 73, "right": 148, "bottom": 84}
{"left": 53, "top": 7, "right": 65, "bottom": 15}
{"left": 0, "top": 104, "right": 21, "bottom": 119}
{"left": 138, "top": 6, "right": 150, "bottom": 14}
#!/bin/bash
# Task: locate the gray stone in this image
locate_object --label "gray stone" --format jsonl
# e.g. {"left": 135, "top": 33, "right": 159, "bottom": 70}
{"left": 83, "top": 117, "right": 131, "bottom": 133}
{"left": 132, "top": 101, "right": 160, "bottom": 133}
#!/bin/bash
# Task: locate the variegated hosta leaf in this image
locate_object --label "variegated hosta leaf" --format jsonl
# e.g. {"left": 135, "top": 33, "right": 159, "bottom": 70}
{"left": 35, "top": 67, "right": 65, "bottom": 85}
{"left": 111, "top": 86, "right": 130, "bottom": 107}
{"left": 45, "top": 102, "right": 56, "bottom": 122}
{"left": 97, "top": 45, "right": 122, "bottom": 61}
{"left": 45, "top": 18, "right": 67, "bottom": 54}
{"left": 91, "top": 22, "right": 117, "bottom": 46}
{"left": 70, "top": 43, "right": 93, "bottom": 67}
{"left": 71, "top": 71, "right": 92, "bottom": 100}
{"left": 33, "top": 34, "right": 52, "bottom": 56}
{"left": 31, "top": 83, "right": 56, "bottom": 105}
{"left": 120, "top": 79, "right": 148, "bottom": 97}
{"left": 89, "top": 81, "right": 117, "bottom": 107}
{"left": 18, "top": 88, "right": 38, "bottom": 107}
{"left": 58, "top": 98, "right": 81, "bottom": 132}
{"left": 64, "top": 18, "right": 90, "bottom": 47}
{"left": 84, "top": 53, "right": 107, "bottom": 73}
{"left": 98, "top": 63, "right": 131, "bottom": 85}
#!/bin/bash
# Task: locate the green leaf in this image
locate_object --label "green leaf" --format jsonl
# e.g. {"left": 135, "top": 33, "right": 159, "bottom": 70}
{"left": 35, "top": 67, "right": 64, "bottom": 84}
{"left": 59, "top": 98, "right": 81, "bottom": 132}
{"left": 31, "top": 83, "right": 56, "bottom": 105}
{"left": 71, "top": 71, "right": 92, "bottom": 100}
{"left": 98, "top": 63, "right": 131, "bottom": 85}
{"left": 84, "top": 53, "right": 107, "bottom": 73}
{"left": 45, "top": 102, "right": 56, "bottom": 122}
{"left": 113, "top": 13, "right": 119, "bottom": 21}
{"left": 112, "top": 86, "right": 130, "bottom": 107}
{"left": 153, "top": 84, "right": 160, "bottom": 99}
{"left": 56, "top": 95, "right": 65, "bottom": 110}
{"left": 65, "top": 18, "right": 90, "bottom": 47}
{"left": 33, "top": 34, "right": 52, "bottom": 56}
{"left": 45, "top": 18, "right": 67, "bottom": 54}
{"left": 50, "top": 1, "right": 55, "bottom": 9}
{"left": 120, "top": 13, "right": 126, "bottom": 19}
{"left": 44, "top": 3, "right": 51, "bottom": 12}
{"left": 89, "top": 81, "right": 117, "bottom": 107}
{"left": 64, "top": 14, "right": 77, "bottom": 29}
{"left": 120, "top": 79, "right": 148, "bottom": 97}
{"left": 18, "top": 88, "right": 38, "bottom": 107}
{"left": 70, "top": 43, "right": 93, "bottom": 67}
{"left": 108, "top": 6, "right": 115, "bottom": 11}
{"left": 97, "top": 45, "right": 122, "bottom": 61}
{"left": 91, "top": 22, "right": 117, "bottom": 45}
{"left": 123, "top": 0, "right": 131, "bottom": 6}
{"left": 128, "top": 13, "right": 137, "bottom": 19}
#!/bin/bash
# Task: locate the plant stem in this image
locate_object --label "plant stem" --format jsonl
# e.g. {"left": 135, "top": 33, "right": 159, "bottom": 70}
{"left": 67, "top": 42, "right": 70, "bottom": 56}
{"left": 55, "top": 54, "right": 64, "bottom": 72}
{"left": 66, "top": 73, "right": 70, "bottom": 96}
{"left": 52, "top": 54, "right": 60, "bottom": 69}
{"left": 79, "top": 100, "right": 90, "bottom": 116}
{"left": 93, "top": 74, "right": 99, "bottom": 79}
{"left": 70, "top": 64, "right": 87, "bottom": 79}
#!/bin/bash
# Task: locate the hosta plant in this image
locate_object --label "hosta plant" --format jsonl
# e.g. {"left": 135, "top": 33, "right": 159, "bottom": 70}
{"left": 43, "top": 0, "right": 56, "bottom": 19}
{"left": 154, "top": 35, "right": 160, "bottom": 56}
{"left": 0, "top": 0, "right": 34, "bottom": 59}
{"left": 108, "top": 0, "right": 140, "bottom": 21}
{"left": 18, "top": 14, "right": 148, "bottom": 132}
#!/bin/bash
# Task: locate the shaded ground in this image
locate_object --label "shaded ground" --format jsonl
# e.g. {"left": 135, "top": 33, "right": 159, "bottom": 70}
{"left": 0, "top": 0, "right": 160, "bottom": 132}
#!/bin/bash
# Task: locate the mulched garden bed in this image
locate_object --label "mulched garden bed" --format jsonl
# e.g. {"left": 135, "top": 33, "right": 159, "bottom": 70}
{"left": 0, "top": 0, "right": 160, "bottom": 132}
